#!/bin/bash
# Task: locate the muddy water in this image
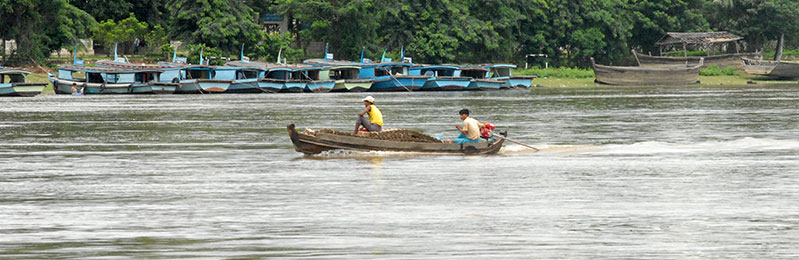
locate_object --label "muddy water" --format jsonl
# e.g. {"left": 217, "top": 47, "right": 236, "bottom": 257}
{"left": 1, "top": 86, "right": 798, "bottom": 258}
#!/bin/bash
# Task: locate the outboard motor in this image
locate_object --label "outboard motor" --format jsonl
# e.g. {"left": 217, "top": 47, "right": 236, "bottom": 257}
{"left": 480, "top": 122, "right": 496, "bottom": 139}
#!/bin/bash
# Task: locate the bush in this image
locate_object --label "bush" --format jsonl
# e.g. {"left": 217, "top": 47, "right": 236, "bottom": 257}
{"left": 514, "top": 67, "right": 595, "bottom": 78}
{"left": 700, "top": 65, "right": 739, "bottom": 76}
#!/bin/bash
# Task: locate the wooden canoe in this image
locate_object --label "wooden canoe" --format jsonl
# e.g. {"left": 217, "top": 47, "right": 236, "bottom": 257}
{"left": 742, "top": 58, "right": 799, "bottom": 79}
{"left": 591, "top": 57, "right": 703, "bottom": 85}
{"left": 633, "top": 50, "right": 761, "bottom": 69}
{"left": 287, "top": 124, "right": 504, "bottom": 155}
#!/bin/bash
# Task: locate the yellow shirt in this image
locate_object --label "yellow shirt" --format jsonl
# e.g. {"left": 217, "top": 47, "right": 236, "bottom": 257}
{"left": 368, "top": 105, "right": 383, "bottom": 126}
{"left": 462, "top": 117, "right": 480, "bottom": 140}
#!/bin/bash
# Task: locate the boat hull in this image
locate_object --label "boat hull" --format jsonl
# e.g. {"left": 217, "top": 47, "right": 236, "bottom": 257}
{"left": 467, "top": 79, "right": 505, "bottom": 91}
{"left": 370, "top": 76, "right": 427, "bottom": 92}
{"left": 281, "top": 81, "right": 307, "bottom": 93}
{"left": 332, "top": 80, "right": 372, "bottom": 92}
{"left": 174, "top": 79, "right": 232, "bottom": 94}
{"left": 420, "top": 77, "right": 472, "bottom": 91}
{"left": 503, "top": 76, "right": 536, "bottom": 89}
{"left": 287, "top": 124, "right": 504, "bottom": 155}
{"left": 0, "top": 83, "right": 46, "bottom": 97}
{"left": 256, "top": 80, "right": 282, "bottom": 93}
{"left": 51, "top": 78, "right": 133, "bottom": 94}
{"left": 149, "top": 82, "right": 178, "bottom": 94}
{"left": 633, "top": 50, "right": 761, "bottom": 69}
{"left": 305, "top": 80, "right": 335, "bottom": 93}
{"left": 228, "top": 79, "right": 263, "bottom": 93}
{"left": 591, "top": 57, "right": 703, "bottom": 85}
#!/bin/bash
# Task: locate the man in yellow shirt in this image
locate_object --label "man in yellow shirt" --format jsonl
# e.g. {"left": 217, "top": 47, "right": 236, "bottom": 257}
{"left": 453, "top": 108, "right": 483, "bottom": 143}
{"left": 354, "top": 96, "right": 383, "bottom": 134}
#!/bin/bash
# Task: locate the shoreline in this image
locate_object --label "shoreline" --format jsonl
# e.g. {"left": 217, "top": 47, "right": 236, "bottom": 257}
{"left": 24, "top": 72, "right": 799, "bottom": 96}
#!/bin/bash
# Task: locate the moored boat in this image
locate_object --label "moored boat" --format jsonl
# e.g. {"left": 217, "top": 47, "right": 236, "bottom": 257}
{"left": 287, "top": 124, "right": 504, "bottom": 155}
{"left": 361, "top": 62, "right": 429, "bottom": 92}
{"left": 172, "top": 66, "right": 234, "bottom": 94}
{"left": 296, "top": 67, "right": 335, "bottom": 93}
{"left": 49, "top": 65, "right": 145, "bottom": 94}
{"left": 633, "top": 50, "right": 761, "bottom": 69}
{"left": 741, "top": 58, "right": 799, "bottom": 79}
{"left": 485, "top": 64, "right": 536, "bottom": 89}
{"left": 591, "top": 57, "right": 703, "bottom": 85}
{"left": 0, "top": 68, "right": 47, "bottom": 97}
{"left": 410, "top": 65, "right": 471, "bottom": 91}
{"left": 460, "top": 66, "right": 505, "bottom": 90}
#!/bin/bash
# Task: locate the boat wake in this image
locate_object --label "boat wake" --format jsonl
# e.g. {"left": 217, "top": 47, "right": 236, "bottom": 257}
{"left": 502, "top": 137, "right": 799, "bottom": 156}
{"left": 596, "top": 137, "right": 799, "bottom": 155}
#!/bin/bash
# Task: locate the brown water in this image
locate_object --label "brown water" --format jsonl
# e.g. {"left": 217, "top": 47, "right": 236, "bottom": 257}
{"left": 1, "top": 86, "right": 799, "bottom": 258}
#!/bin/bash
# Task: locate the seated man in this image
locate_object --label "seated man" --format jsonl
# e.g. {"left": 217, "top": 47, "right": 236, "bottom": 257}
{"left": 354, "top": 96, "right": 383, "bottom": 134}
{"left": 453, "top": 108, "right": 483, "bottom": 143}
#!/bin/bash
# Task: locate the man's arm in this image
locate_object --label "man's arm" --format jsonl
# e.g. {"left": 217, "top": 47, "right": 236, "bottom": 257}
{"left": 358, "top": 106, "right": 371, "bottom": 116}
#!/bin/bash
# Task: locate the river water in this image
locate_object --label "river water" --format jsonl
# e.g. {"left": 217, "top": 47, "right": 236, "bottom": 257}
{"left": 1, "top": 86, "right": 798, "bottom": 259}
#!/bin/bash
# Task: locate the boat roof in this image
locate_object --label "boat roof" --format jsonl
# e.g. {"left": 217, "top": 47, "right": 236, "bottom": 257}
{"left": 484, "top": 64, "right": 517, "bottom": 69}
{"left": 458, "top": 65, "right": 490, "bottom": 71}
{"left": 95, "top": 60, "right": 181, "bottom": 70}
{"left": 656, "top": 31, "right": 743, "bottom": 46}
{"left": 327, "top": 65, "right": 361, "bottom": 70}
{"left": 0, "top": 68, "right": 31, "bottom": 75}
{"left": 413, "top": 65, "right": 460, "bottom": 70}
{"left": 304, "top": 58, "right": 362, "bottom": 67}
{"left": 58, "top": 64, "right": 141, "bottom": 73}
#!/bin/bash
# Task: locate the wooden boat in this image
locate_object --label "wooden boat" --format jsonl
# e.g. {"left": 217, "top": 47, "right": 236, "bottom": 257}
{"left": 632, "top": 50, "right": 761, "bottom": 69}
{"left": 95, "top": 60, "right": 180, "bottom": 94}
{"left": 485, "top": 64, "right": 537, "bottom": 89}
{"left": 49, "top": 65, "right": 149, "bottom": 94}
{"left": 294, "top": 67, "right": 335, "bottom": 93}
{"left": 0, "top": 68, "right": 47, "bottom": 96}
{"left": 591, "top": 57, "right": 703, "bottom": 85}
{"left": 287, "top": 124, "right": 504, "bottom": 155}
{"left": 409, "top": 65, "right": 471, "bottom": 91}
{"left": 741, "top": 58, "right": 799, "bottom": 79}
{"left": 171, "top": 66, "right": 234, "bottom": 94}
{"left": 362, "top": 62, "right": 429, "bottom": 92}
{"left": 460, "top": 66, "right": 506, "bottom": 90}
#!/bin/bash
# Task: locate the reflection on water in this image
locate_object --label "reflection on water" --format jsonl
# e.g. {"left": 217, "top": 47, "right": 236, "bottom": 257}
{"left": 2, "top": 87, "right": 799, "bottom": 259}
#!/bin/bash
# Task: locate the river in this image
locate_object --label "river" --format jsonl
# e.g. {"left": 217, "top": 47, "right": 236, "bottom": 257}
{"left": 1, "top": 86, "right": 798, "bottom": 259}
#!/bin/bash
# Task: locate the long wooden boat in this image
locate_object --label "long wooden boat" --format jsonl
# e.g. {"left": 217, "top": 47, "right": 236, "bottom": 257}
{"left": 287, "top": 124, "right": 504, "bottom": 155}
{"left": 741, "top": 58, "right": 799, "bottom": 79}
{"left": 485, "top": 64, "right": 537, "bottom": 89}
{"left": 49, "top": 65, "right": 145, "bottom": 94}
{"left": 591, "top": 57, "right": 703, "bottom": 85}
{"left": 0, "top": 68, "right": 47, "bottom": 96}
{"left": 633, "top": 50, "right": 761, "bottom": 69}
{"left": 410, "top": 65, "right": 472, "bottom": 91}
{"left": 460, "top": 66, "right": 505, "bottom": 90}
{"left": 95, "top": 60, "right": 178, "bottom": 94}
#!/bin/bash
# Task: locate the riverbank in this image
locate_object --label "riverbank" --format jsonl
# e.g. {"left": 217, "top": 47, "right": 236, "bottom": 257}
{"left": 22, "top": 71, "right": 799, "bottom": 96}
{"left": 532, "top": 75, "right": 799, "bottom": 88}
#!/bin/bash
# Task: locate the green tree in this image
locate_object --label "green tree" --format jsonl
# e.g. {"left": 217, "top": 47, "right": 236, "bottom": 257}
{"left": 629, "top": 0, "right": 709, "bottom": 54}
{"left": 273, "top": 0, "right": 383, "bottom": 60}
{"left": 93, "top": 13, "right": 148, "bottom": 55}
{"left": 705, "top": 0, "right": 799, "bottom": 54}
{"left": 166, "top": 0, "right": 263, "bottom": 54}
{"left": 1, "top": 0, "right": 96, "bottom": 65}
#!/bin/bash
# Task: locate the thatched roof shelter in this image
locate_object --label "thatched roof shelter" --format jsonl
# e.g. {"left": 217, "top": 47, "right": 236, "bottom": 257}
{"left": 655, "top": 32, "right": 743, "bottom": 46}
{"left": 655, "top": 31, "right": 744, "bottom": 56}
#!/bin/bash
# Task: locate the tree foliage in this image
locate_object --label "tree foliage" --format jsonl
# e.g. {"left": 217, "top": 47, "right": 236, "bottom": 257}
{"left": 1, "top": 0, "right": 96, "bottom": 65}
{"left": 166, "top": 0, "right": 263, "bottom": 54}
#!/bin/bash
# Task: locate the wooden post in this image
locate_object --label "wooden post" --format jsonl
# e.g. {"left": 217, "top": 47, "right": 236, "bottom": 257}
{"left": 683, "top": 43, "right": 687, "bottom": 57}
{"left": 775, "top": 33, "right": 784, "bottom": 61}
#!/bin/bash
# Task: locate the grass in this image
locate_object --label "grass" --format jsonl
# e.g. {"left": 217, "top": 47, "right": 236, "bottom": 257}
{"left": 27, "top": 73, "right": 55, "bottom": 94}
{"left": 530, "top": 72, "right": 797, "bottom": 88}
{"left": 514, "top": 67, "right": 594, "bottom": 78}
{"left": 699, "top": 65, "right": 739, "bottom": 76}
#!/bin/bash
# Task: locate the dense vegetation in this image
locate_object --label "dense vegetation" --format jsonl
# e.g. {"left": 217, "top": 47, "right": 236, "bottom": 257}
{"left": 1, "top": 0, "right": 798, "bottom": 67}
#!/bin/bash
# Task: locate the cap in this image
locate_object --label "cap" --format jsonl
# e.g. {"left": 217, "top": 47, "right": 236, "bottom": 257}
{"left": 362, "top": 96, "right": 375, "bottom": 103}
